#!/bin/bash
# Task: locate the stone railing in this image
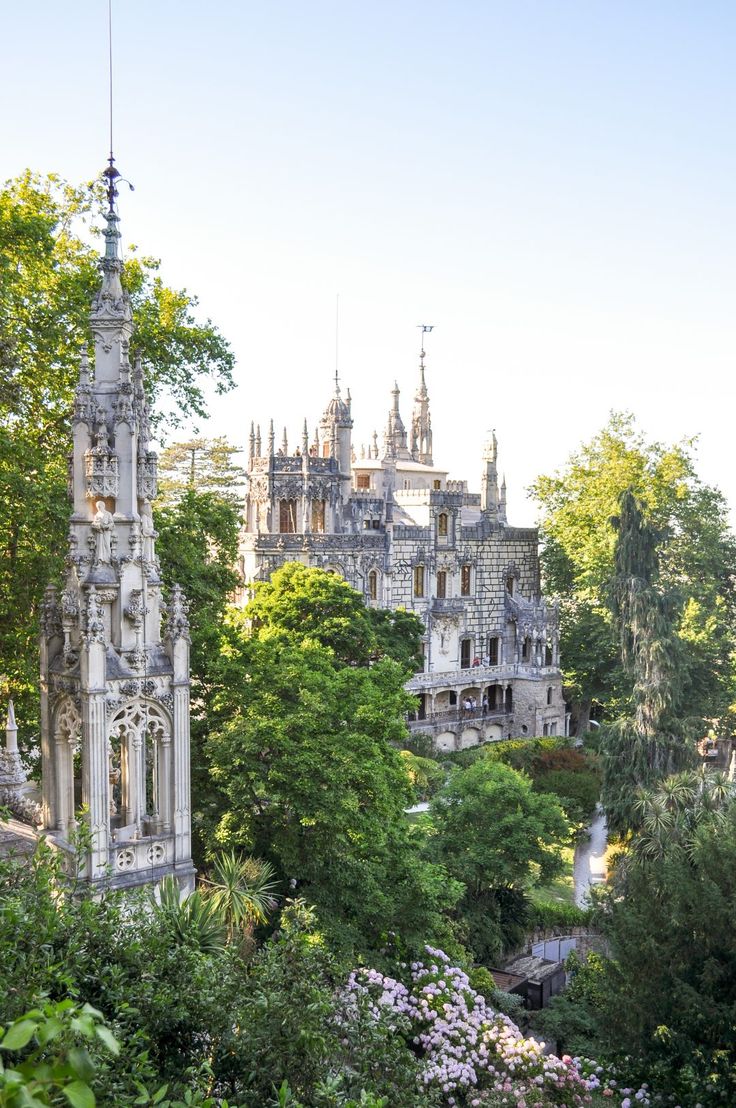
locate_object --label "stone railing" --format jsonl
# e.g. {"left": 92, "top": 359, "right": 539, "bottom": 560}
{"left": 407, "top": 705, "right": 506, "bottom": 729}
{"left": 407, "top": 662, "right": 559, "bottom": 690}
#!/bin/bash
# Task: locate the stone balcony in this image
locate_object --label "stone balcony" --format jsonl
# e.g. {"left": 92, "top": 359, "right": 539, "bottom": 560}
{"left": 407, "top": 704, "right": 507, "bottom": 731}
{"left": 407, "top": 662, "right": 559, "bottom": 691}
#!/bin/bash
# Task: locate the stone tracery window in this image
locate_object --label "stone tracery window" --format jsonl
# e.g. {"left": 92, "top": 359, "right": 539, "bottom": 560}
{"left": 107, "top": 701, "right": 171, "bottom": 834}
{"left": 279, "top": 498, "right": 297, "bottom": 533}
{"left": 311, "top": 499, "right": 326, "bottom": 532}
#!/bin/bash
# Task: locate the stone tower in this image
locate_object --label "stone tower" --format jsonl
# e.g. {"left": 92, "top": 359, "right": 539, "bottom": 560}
{"left": 410, "top": 358, "right": 433, "bottom": 465}
{"left": 480, "top": 430, "right": 501, "bottom": 518}
{"left": 39, "top": 166, "right": 194, "bottom": 891}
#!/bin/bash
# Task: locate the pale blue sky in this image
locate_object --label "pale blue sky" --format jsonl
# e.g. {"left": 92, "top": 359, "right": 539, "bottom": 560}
{"left": 4, "top": 2, "right": 735, "bottom": 524}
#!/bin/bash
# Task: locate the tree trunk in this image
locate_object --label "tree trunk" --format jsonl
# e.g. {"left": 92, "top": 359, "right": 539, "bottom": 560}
{"left": 575, "top": 698, "right": 592, "bottom": 738}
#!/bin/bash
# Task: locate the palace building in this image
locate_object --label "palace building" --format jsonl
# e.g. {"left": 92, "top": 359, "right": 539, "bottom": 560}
{"left": 238, "top": 353, "right": 565, "bottom": 751}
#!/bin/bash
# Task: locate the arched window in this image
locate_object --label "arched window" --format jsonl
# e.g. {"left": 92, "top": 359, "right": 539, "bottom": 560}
{"left": 279, "top": 499, "right": 297, "bottom": 533}
{"left": 438, "top": 512, "right": 448, "bottom": 537}
{"left": 413, "top": 564, "right": 425, "bottom": 598}
{"left": 368, "top": 570, "right": 378, "bottom": 601}
{"left": 311, "top": 499, "right": 326, "bottom": 532}
{"left": 545, "top": 642, "right": 553, "bottom": 666}
{"left": 547, "top": 686, "right": 553, "bottom": 706}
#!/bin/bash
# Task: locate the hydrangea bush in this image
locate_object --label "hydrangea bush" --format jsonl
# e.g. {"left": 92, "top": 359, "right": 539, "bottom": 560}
{"left": 346, "top": 946, "right": 653, "bottom": 1108}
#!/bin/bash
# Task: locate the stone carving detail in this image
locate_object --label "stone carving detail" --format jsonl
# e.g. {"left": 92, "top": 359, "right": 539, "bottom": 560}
{"left": 55, "top": 697, "right": 82, "bottom": 745}
{"left": 166, "top": 584, "right": 190, "bottom": 642}
{"left": 91, "top": 501, "right": 115, "bottom": 562}
{"left": 147, "top": 841, "right": 166, "bottom": 865}
{"left": 137, "top": 454, "right": 158, "bottom": 500}
{"left": 124, "top": 589, "right": 148, "bottom": 628}
{"left": 84, "top": 587, "right": 106, "bottom": 644}
{"left": 41, "top": 586, "right": 62, "bottom": 637}
{"left": 85, "top": 443, "right": 119, "bottom": 500}
{"left": 116, "top": 848, "right": 135, "bottom": 871}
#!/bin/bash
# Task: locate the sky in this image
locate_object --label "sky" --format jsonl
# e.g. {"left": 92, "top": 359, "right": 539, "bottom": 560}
{"left": 4, "top": 1, "right": 736, "bottom": 526}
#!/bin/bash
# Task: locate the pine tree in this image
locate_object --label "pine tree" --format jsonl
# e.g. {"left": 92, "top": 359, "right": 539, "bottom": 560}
{"left": 601, "top": 490, "right": 696, "bottom": 833}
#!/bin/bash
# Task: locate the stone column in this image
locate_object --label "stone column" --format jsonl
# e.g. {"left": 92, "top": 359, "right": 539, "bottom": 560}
{"left": 172, "top": 680, "right": 191, "bottom": 864}
{"left": 81, "top": 690, "right": 110, "bottom": 880}
{"left": 55, "top": 735, "right": 75, "bottom": 833}
{"left": 158, "top": 733, "right": 172, "bottom": 833}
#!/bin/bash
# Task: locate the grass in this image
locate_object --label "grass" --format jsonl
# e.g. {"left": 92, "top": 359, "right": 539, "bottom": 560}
{"left": 529, "top": 845, "right": 576, "bottom": 907}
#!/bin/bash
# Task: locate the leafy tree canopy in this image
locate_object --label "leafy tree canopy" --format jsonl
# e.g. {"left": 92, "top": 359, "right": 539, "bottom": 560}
{"left": 207, "top": 630, "right": 460, "bottom": 953}
{"left": 530, "top": 412, "right": 736, "bottom": 732}
{"left": 245, "top": 562, "right": 424, "bottom": 672}
{"left": 0, "top": 171, "right": 235, "bottom": 733}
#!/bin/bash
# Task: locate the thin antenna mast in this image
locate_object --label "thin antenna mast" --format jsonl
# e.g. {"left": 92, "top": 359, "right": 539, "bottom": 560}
{"left": 417, "top": 324, "right": 434, "bottom": 374}
{"left": 108, "top": 0, "right": 114, "bottom": 162}
{"left": 335, "top": 294, "right": 340, "bottom": 383}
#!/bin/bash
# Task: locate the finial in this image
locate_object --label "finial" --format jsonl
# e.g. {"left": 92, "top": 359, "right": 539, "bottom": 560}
{"left": 417, "top": 324, "right": 434, "bottom": 383}
{"left": 255, "top": 424, "right": 262, "bottom": 456}
{"left": 268, "top": 420, "right": 275, "bottom": 456}
{"left": 282, "top": 427, "right": 289, "bottom": 454}
{"left": 372, "top": 430, "right": 379, "bottom": 459}
{"left": 334, "top": 368, "right": 341, "bottom": 397}
{"left": 5, "top": 699, "right": 18, "bottom": 755}
{"left": 302, "top": 419, "right": 309, "bottom": 454}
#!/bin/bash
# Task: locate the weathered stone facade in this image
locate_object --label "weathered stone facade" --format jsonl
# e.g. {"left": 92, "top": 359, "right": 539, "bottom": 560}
{"left": 38, "top": 173, "right": 194, "bottom": 891}
{"left": 239, "top": 357, "right": 565, "bottom": 749}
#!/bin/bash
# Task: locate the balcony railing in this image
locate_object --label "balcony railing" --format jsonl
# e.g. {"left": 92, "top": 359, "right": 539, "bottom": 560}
{"left": 407, "top": 705, "right": 507, "bottom": 729}
{"left": 407, "top": 662, "right": 559, "bottom": 690}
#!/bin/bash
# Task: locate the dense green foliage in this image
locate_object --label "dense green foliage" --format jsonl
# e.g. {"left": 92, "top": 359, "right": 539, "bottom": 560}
{"left": 531, "top": 413, "right": 736, "bottom": 734}
{"left": 428, "top": 759, "right": 570, "bottom": 960}
{"left": 602, "top": 491, "right": 697, "bottom": 832}
{"left": 0, "top": 171, "right": 234, "bottom": 735}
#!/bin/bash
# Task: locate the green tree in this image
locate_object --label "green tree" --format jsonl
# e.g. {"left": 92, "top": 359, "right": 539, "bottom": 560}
{"left": 596, "top": 796, "right": 736, "bottom": 1106}
{"left": 429, "top": 759, "right": 569, "bottom": 959}
{"left": 157, "top": 436, "right": 245, "bottom": 507}
{"left": 154, "top": 489, "right": 241, "bottom": 864}
{"left": 244, "top": 562, "right": 424, "bottom": 672}
{"left": 602, "top": 491, "right": 697, "bottom": 833}
{"left": 201, "top": 851, "right": 279, "bottom": 947}
{"left": 530, "top": 413, "right": 736, "bottom": 734}
{"left": 0, "top": 171, "right": 235, "bottom": 735}
{"left": 207, "top": 630, "right": 459, "bottom": 953}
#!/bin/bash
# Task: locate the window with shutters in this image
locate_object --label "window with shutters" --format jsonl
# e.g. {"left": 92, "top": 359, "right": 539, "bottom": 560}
{"left": 413, "top": 565, "right": 425, "bottom": 597}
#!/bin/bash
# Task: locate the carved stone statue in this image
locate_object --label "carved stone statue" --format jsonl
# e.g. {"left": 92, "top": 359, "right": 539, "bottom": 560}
{"left": 140, "top": 499, "right": 157, "bottom": 562}
{"left": 92, "top": 500, "right": 114, "bottom": 563}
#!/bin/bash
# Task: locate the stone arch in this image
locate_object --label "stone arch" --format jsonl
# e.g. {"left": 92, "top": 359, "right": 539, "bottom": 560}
{"left": 460, "top": 726, "right": 482, "bottom": 750}
{"left": 435, "top": 730, "right": 457, "bottom": 753}
{"left": 108, "top": 700, "right": 172, "bottom": 834}
{"left": 52, "top": 696, "right": 82, "bottom": 832}
{"left": 484, "top": 723, "right": 503, "bottom": 743}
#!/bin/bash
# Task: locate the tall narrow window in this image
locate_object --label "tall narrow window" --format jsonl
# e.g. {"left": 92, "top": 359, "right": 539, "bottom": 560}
{"left": 461, "top": 565, "right": 472, "bottom": 596}
{"left": 413, "top": 564, "right": 425, "bottom": 598}
{"left": 547, "top": 686, "right": 553, "bottom": 706}
{"left": 438, "top": 512, "right": 448, "bottom": 537}
{"left": 521, "top": 636, "right": 531, "bottom": 662}
{"left": 368, "top": 570, "right": 378, "bottom": 601}
{"left": 322, "top": 442, "right": 330, "bottom": 458}
{"left": 311, "top": 499, "right": 326, "bottom": 532}
{"left": 433, "top": 479, "right": 441, "bottom": 490}
{"left": 488, "top": 636, "right": 499, "bottom": 666}
{"left": 460, "top": 638, "right": 472, "bottom": 668}
{"left": 506, "top": 575, "right": 515, "bottom": 595}
{"left": 436, "top": 570, "right": 447, "bottom": 598}
{"left": 545, "top": 642, "right": 553, "bottom": 666}
{"left": 279, "top": 499, "right": 297, "bottom": 533}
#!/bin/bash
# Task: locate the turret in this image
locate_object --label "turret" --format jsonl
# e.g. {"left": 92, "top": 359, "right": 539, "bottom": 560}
{"left": 318, "top": 373, "right": 353, "bottom": 498}
{"left": 480, "top": 429, "right": 500, "bottom": 517}
{"left": 410, "top": 353, "right": 433, "bottom": 465}
{"left": 383, "top": 382, "right": 410, "bottom": 459}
